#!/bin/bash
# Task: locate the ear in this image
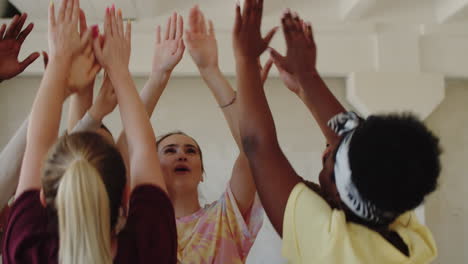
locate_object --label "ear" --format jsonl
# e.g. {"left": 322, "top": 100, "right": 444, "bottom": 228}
{"left": 39, "top": 189, "right": 47, "bottom": 208}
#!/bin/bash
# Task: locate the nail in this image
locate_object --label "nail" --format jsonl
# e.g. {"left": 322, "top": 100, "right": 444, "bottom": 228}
{"left": 118, "top": 8, "right": 122, "bottom": 16}
{"left": 112, "top": 4, "right": 115, "bottom": 11}
{"left": 50, "top": 0, "right": 53, "bottom": 7}
{"left": 106, "top": 7, "right": 109, "bottom": 14}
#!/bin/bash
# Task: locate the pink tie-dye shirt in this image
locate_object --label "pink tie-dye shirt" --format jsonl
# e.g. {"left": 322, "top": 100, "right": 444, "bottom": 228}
{"left": 176, "top": 186, "right": 263, "bottom": 264}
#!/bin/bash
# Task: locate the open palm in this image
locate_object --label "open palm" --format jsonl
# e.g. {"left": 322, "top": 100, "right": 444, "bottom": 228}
{"left": 152, "top": 13, "right": 185, "bottom": 73}
{"left": 185, "top": 6, "right": 218, "bottom": 70}
{"left": 0, "top": 14, "right": 39, "bottom": 81}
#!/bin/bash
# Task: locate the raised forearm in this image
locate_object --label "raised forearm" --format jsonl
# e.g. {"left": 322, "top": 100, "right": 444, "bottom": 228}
{"left": 237, "top": 58, "right": 278, "bottom": 150}
{"left": 142, "top": 71, "right": 171, "bottom": 117}
{"left": 116, "top": 70, "right": 170, "bottom": 157}
{"left": 0, "top": 118, "right": 28, "bottom": 207}
{"left": 109, "top": 66, "right": 165, "bottom": 190}
{"left": 199, "top": 67, "right": 241, "bottom": 147}
{"left": 16, "top": 58, "right": 70, "bottom": 196}
{"left": 67, "top": 86, "right": 93, "bottom": 132}
{"left": 298, "top": 72, "right": 346, "bottom": 145}
{"left": 116, "top": 70, "right": 170, "bottom": 181}
{"left": 28, "top": 59, "right": 69, "bottom": 152}
{"left": 110, "top": 67, "right": 156, "bottom": 153}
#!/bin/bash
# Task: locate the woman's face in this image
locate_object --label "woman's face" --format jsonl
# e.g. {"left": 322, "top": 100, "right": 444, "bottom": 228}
{"left": 157, "top": 134, "right": 203, "bottom": 195}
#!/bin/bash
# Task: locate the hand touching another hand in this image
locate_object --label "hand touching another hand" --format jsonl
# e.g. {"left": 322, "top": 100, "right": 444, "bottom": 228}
{"left": 93, "top": 6, "right": 131, "bottom": 75}
{"left": 0, "top": 13, "right": 40, "bottom": 81}
{"left": 268, "top": 48, "right": 302, "bottom": 96}
{"left": 68, "top": 10, "right": 101, "bottom": 93}
{"left": 270, "top": 12, "right": 317, "bottom": 83}
{"left": 43, "top": 9, "right": 100, "bottom": 94}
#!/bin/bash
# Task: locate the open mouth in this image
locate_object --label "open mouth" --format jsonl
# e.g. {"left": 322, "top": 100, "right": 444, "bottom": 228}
{"left": 174, "top": 164, "right": 191, "bottom": 174}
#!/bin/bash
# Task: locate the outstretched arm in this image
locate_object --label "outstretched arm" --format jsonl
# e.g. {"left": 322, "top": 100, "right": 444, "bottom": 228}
{"left": 116, "top": 13, "right": 185, "bottom": 185}
{"left": 185, "top": 5, "right": 259, "bottom": 215}
{"left": 66, "top": 10, "right": 101, "bottom": 132}
{"left": 233, "top": 0, "right": 301, "bottom": 236}
{"left": 94, "top": 7, "right": 167, "bottom": 191}
{"left": 17, "top": 0, "right": 91, "bottom": 197}
{"left": 0, "top": 118, "right": 28, "bottom": 208}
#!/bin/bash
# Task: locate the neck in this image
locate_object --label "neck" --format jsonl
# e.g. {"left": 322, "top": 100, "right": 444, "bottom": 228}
{"left": 169, "top": 188, "right": 202, "bottom": 218}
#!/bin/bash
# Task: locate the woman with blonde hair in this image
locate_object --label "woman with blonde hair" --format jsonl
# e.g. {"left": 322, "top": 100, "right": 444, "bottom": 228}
{"left": 2, "top": 1, "right": 177, "bottom": 263}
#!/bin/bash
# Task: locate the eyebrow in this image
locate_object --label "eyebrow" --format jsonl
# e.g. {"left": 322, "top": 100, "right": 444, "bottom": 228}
{"left": 162, "top": 144, "right": 198, "bottom": 150}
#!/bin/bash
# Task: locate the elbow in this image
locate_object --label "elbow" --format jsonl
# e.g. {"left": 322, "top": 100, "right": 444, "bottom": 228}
{"left": 241, "top": 133, "right": 278, "bottom": 160}
{"left": 241, "top": 134, "right": 261, "bottom": 159}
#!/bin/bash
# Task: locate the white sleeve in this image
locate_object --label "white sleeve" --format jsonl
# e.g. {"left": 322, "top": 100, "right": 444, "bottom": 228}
{"left": 71, "top": 112, "right": 102, "bottom": 133}
{"left": 0, "top": 118, "right": 28, "bottom": 208}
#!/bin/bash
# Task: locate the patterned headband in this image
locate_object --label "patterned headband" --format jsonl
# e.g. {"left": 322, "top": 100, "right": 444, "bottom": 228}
{"left": 328, "top": 112, "right": 396, "bottom": 224}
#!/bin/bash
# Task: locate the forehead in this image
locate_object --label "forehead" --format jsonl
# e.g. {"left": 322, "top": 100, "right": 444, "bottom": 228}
{"left": 158, "top": 134, "right": 198, "bottom": 149}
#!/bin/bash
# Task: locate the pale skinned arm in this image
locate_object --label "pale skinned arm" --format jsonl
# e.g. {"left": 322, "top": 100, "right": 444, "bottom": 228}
{"left": 186, "top": 5, "right": 263, "bottom": 215}
{"left": 16, "top": 0, "right": 91, "bottom": 197}
{"left": 94, "top": 7, "right": 167, "bottom": 191}
{"left": 116, "top": 12, "right": 185, "bottom": 184}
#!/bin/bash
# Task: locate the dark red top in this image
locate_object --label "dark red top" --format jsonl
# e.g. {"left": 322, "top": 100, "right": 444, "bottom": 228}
{"left": 2, "top": 185, "right": 177, "bottom": 264}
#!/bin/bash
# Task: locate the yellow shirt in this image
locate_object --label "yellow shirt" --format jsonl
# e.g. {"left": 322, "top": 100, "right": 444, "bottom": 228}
{"left": 282, "top": 183, "right": 437, "bottom": 264}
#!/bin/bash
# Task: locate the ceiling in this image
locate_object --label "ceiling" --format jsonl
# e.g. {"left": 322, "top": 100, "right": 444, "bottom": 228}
{"left": 6, "top": 0, "right": 468, "bottom": 33}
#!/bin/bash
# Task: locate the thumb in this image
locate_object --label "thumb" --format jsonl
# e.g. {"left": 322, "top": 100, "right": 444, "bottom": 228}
{"left": 262, "top": 27, "right": 279, "bottom": 49}
{"left": 261, "top": 58, "right": 273, "bottom": 85}
{"left": 42, "top": 51, "right": 49, "bottom": 69}
{"left": 19, "top": 52, "right": 40, "bottom": 71}
{"left": 79, "top": 28, "right": 92, "bottom": 52}
{"left": 92, "top": 33, "right": 105, "bottom": 66}
{"left": 269, "top": 47, "right": 289, "bottom": 73}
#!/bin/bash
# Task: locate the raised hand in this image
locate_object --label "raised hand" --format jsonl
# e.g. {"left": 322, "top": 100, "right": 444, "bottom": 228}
{"left": 0, "top": 13, "right": 40, "bottom": 81}
{"left": 151, "top": 12, "right": 185, "bottom": 76}
{"left": 269, "top": 11, "right": 317, "bottom": 80}
{"left": 89, "top": 72, "right": 117, "bottom": 121}
{"left": 268, "top": 48, "right": 302, "bottom": 96}
{"left": 43, "top": 10, "right": 100, "bottom": 94}
{"left": 185, "top": 6, "right": 217, "bottom": 70}
{"left": 69, "top": 40, "right": 101, "bottom": 93}
{"left": 68, "top": 10, "right": 101, "bottom": 93}
{"left": 233, "top": 0, "right": 278, "bottom": 60}
{"left": 93, "top": 6, "right": 131, "bottom": 73}
{"left": 48, "top": 0, "right": 87, "bottom": 62}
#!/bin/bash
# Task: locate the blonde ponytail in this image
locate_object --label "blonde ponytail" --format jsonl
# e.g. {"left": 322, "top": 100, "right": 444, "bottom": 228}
{"left": 56, "top": 158, "right": 112, "bottom": 264}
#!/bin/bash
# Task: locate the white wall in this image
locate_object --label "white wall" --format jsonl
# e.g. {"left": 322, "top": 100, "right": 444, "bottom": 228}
{"left": 425, "top": 80, "right": 468, "bottom": 264}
